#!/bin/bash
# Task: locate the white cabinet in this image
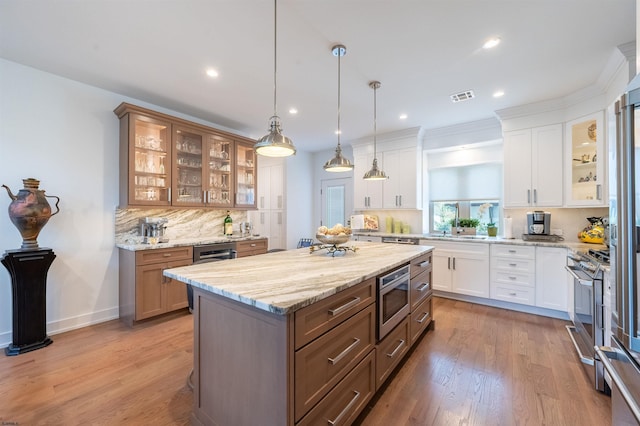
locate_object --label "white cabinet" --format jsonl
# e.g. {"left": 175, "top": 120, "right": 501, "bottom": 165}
{"left": 381, "top": 148, "right": 420, "bottom": 209}
{"left": 250, "top": 161, "right": 285, "bottom": 250}
{"left": 490, "top": 244, "right": 536, "bottom": 306}
{"left": 564, "top": 112, "right": 606, "bottom": 206}
{"left": 353, "top": 151, "right": 383, "bottom": 209}
{"left": 431, "top": 241, "right": 489, "bottom": 297}
{"left": 503, "top": 124, "right": 563, "bottom": 208}
{"left": 535, "top": 246, "right": 568, "bottom": 310}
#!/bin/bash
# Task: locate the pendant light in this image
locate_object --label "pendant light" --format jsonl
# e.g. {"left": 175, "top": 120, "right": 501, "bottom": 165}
{"left": 254, "top": 0, "right": 296, "bottom": 157}
{"left": 363, "top": 81, "right": 387, "bottom": 180}
{"left": 324, "top": 44, "right": 354, "bottom": 172}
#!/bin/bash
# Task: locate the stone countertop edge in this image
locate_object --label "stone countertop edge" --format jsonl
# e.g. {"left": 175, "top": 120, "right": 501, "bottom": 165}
{"left": 354, "top": 231, "right": 606, "bottom": 253}
{"left": 116, "top": 235, "right": 266, "bottom": 251}
{"left": 163, "top": 242, "right": 433, "bottom": 316}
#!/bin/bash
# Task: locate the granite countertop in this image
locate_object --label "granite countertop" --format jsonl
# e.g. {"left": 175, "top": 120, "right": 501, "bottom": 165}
{"left": 353, "top": 231, "right": 606, "bottom": 253}
{"left": 116, "top": 235, "right": 266, "bottom": 251}
{"left": 163, "top": 241, "right": 433, "bottom": 315}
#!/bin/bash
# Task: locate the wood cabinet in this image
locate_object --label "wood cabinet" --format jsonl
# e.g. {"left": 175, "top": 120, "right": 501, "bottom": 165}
{"left": 431, "top": 241, "right": 489, "bottom": 297}
{"left": 564, "top": 111, "right": 606, "bottom": 206}
{"left": 119, "top": 246, "right": 193, "bottom": 326}
{"left": 115, "top": 102, "right": 257, "bottom": 209}
{"left": 235, "top": 238, "right": 268, "bottom": 257}
{"left": 503, "top": 124, "right": 563, "bottom": 208}
{"left": 409, "top": 251, "right": 433, "bottom": 345}
{"left": 535, "top": 246, "right": 568, "bottom": 311}
{"left": 375, "top": 316, "right": 410, "bottom": 389}
{"left": 490, "top": 244, "right": 536, "bottom": 306}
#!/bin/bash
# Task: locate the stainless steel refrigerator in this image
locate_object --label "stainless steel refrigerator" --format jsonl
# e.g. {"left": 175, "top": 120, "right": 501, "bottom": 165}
{"left": 596, "top": 84, "right": 640, "bottom": 425}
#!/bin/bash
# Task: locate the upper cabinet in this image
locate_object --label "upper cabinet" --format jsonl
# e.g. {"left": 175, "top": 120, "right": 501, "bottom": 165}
{"left": 564, "top": 111, "right": 606, "bottom": 207}
{"left": 353, "top": 151, "right": 383, "bottom": 209}
{"left": 503, "top": 124, "right": 564, "bottom": 208}
{"left": 115, "top": 103, "right": 257, "bottom": 209}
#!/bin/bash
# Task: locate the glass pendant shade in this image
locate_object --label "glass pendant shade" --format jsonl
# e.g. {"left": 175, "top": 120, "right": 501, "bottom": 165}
{"left": 254, "top": 0, "right": 296, "bottom": 157}
{"left": 364, "top": 80, "right": 387, "bottom": 180}
{"left": 255, "top": 115, "right": 296, "bottom": 157}
{"left": 324, "top": 44, "right": 354, "bottom": 172}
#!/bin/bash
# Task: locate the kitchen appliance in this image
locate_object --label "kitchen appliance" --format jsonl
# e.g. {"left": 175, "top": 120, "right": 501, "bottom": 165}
{"left": 139, "top": 217, "right": 169, "bottom": 243}
{"left": 377, "top": 264, "right": 410, "bottom": 340}
{"left": 526, "top": 210, "right": 550, "bottom": 235}
{"left": 595, "top": 85, "right": 640, "bottom": 423}
{"left": 381, "top": 236, "right": 419, "bottom": 245}
{"left": 565, "top": 250, "right": 607, "bottom": 392}
{"left": 239, "top": 221, "right": 253, "bottom": 237}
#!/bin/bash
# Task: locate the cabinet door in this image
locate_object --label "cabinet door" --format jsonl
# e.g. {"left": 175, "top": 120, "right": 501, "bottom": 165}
{"left": 353, "top": 152, "right": 383, "bottom": 209}
{"left": 432, "top": 251, "right": 452, "bottom": 291}
{"left": 535, "top": 246, "right": 568, "bottom": 311}
{"left": 165, "top": 258, "right": 192, "bottom": 312}
{"left": 532, "top": 124, "right": 563, "bottom": 207}
{"left": 204, "top": 133, "right": 234, "bottom": 208}
{"left": 135, "top": 263, "right": 166, "bottom": 320}
{"left": 235, "top": 141, "right": 257, "bottom": 208}
{"left": 173, "top": 126, "right": 206, "bottom": 206}
{"left": 269, "top": 164, "right": 284, "bottom": 210}
{"left": 565, "top": 112, "right": 606, "bottom": 206}
{"left": 127, "top": 113, "right": 172, "bottom": 206}
{"left": 503, "top": 129, "right": 533, "bottom": 207}
{"left": 382, "top": 149, "right": 418, "bottom": 209}
{"left": 452, "top": 254, "right": 490, "bottom": 298}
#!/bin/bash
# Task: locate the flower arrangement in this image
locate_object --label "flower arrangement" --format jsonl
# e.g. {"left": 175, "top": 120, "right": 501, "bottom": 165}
{"left": 478, "top": 203, "right": 495, "bottom": 226}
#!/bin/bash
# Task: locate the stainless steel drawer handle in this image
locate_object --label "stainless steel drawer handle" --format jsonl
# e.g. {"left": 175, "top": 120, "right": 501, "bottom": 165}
{"left": 509, "top": 276, "right": 517, "bottom": 280}
{"left": 250, "top": 243, "right": 256, "bottom": 247}
{"left": 509, "top": 292, "right": 517, "bottom": 296}
{"left": 509, "top": 263, "right": 517, "bottom": 267}
{"left": 327, "top": 390, "right": 360, "bottom": 426}
{"left": 328, "top": 297, "right": 361, "bottom": 316}
{"left": 418, "top": 260, "right": 430, "bottom": 267}
{"left": 417, "top": 283, "right": 430, "bottom": 292}
{"left": 386, "top": 339, "right": 405, "bottom": 358}
{"left": 328, "top": 338, "right": 361, "bottom": 365}
{"left": 508, "top": 249, "right": 516, "bottom": 253}
{"left": 417, "top": 312, "right": 430, "bottom": 323}
{"left": 163, "top": 254, "right": 172, "bottom": 257}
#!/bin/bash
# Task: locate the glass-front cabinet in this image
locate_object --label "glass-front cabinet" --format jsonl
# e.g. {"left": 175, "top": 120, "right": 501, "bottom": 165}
{"left": 565, "top": 111, "right": 606, "bottom": 206}
{"left": 205, "top": 134, "right": 233, "bottom": 207}
{"left": 129, "top": 114, "right": 171, "bottom": 206}
{"left": 235, "top": 141, "right": 257, "bottom": 208}
{"left": 173, "top": 126, "right": 205, "bottom": 206}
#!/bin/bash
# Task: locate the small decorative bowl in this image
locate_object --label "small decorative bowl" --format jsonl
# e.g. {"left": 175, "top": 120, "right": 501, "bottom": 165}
{"left": 316, "top": 233, "right": 351, "bottom": 245}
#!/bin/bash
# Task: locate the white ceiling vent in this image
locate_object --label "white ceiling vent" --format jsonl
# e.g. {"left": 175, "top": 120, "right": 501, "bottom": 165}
{"left": 450, "top": 90, "right": 475, "bottom": 103}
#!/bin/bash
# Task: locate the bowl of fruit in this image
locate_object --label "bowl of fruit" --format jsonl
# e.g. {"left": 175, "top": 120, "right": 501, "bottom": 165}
{"left": 316, "top": 224, "right": 352, "bottom": 245}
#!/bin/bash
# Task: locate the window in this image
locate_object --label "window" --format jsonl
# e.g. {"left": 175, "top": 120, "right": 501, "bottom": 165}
{"left": 432, "top": 200, "right": 499, "bottom": 234}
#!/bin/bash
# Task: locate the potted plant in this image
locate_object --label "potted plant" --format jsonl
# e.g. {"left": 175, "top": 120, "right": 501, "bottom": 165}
{"left": 449, "top": 217, "right": 480, "bottom": 235}
{"left": 479, "top": 203, "right": 498, "bottom": 237}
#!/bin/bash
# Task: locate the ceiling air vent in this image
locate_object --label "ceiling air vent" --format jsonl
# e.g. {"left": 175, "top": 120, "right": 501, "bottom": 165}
{"left": 450, "top": 90, "right": 475, "bottom": 103}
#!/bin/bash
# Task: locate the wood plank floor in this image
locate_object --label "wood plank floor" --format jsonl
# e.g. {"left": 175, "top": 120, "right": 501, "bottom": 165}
{"left": 0, "top": 298, "right": 611, "bottom": 425}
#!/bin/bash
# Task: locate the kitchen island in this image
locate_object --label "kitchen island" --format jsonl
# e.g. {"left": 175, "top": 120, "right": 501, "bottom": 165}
{"left": 164, "top": 241, "right": 434, "bottom": 426}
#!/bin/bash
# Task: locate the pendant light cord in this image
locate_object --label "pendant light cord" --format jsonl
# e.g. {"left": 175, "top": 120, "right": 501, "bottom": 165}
{"left": 337, "top": 47, "right": 341, "bottom": 148}
{"left": 373, "top": 83, "right": 377, "bottom": 159}
{"left": 273, "top": 0, "right": 278, "bottom": 118}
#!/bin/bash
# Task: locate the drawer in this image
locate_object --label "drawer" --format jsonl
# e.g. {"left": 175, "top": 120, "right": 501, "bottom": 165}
{"left": 135, "top": 246, "right": 193, "bottom": 265}
{"left": 297, "top": 351, "right": 375, "bottom": 426}
{"left": 294, "top": 304, "right": 375, "bottom": 421}
{"left": 492, "top": 270, "right": 534, "bottom": 288}
{"left": 376, "top": 316, "right": 410, "bottom": 390}
{"left": 491, "top": 244, "right": 534, "bottom": 259}
{"left": 491, "top": 283, "right": 535, "bottom": 306}
{"left": 410, "top": 296, "right": 432, "bottom": 345}
{"left": 410, "top": 251, "right": 432, "bottom": 279}
{"left": 492, "top": 257, "right": 535, "bottom": 274}
{"left": 294, "top": 278, "right": 375, "bottom": 349}
{"left": 410, "top": 268, "right": 432, "bottom": 310}
{"left": 235, "top": 238, "right": 267, "bottom": 257}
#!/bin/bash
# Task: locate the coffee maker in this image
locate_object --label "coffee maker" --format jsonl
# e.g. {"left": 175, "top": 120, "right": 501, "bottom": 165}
{"left": 526, "top": 211, "right": 551, "bottom": 235}
{"left": 139, "top": 217, "right": 169, "bottom": 243}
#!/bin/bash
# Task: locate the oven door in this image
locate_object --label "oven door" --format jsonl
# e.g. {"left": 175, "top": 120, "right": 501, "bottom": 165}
{"left": 378, "top": 265, "right": 410, "bottom": 340}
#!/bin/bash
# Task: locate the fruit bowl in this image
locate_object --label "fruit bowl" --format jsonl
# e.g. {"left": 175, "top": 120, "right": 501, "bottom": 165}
{"left": 316, "top": 233, "right": 351, "bottom": 245}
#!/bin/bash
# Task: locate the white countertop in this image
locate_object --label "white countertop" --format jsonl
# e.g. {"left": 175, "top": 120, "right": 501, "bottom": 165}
{"left": 163, "top": 241, "right": 433, "bottom": 315}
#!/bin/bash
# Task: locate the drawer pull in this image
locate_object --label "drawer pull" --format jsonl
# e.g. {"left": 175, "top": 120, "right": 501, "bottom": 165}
{"left": 328, "top": 338, "right": 360, "bottom": 365}
{"left": 250, "top": 243, "right": 256, "bottom": 247}
{"left": 509, "top": 263, "right": 517, "bottom": 267}
{"left": 418, "top": 260, "right": 430, "bottom": 267}
{"left": 417, "top": 312, "right": 430, "bottom": 323}
{"left": 508, "top": 249, "right": 516, "bottom": 253}
{"left": 328, "top": 297, "right": 361, "bottom": 316}
{"left": 327, "top": 390, "right": 360, "bottom": 426}
{"left": 509, "top": 276, "right": 517, "bottom": 280}
{"left": 509, "top": 292, "right": 517, "bottom": 296}
{"left": 386, "top": 339, "right": 406, "bottom": 358}
{"left": 163, "top": 253, "right": 172, "bottom": 257}
{"left": 417, "top": 282, "right": 430, "bottom": 292}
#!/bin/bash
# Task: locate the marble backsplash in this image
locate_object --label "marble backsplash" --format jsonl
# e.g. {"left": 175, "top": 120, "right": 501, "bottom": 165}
{"left": 115, "top": 208, "right": 248, "bottom": 244}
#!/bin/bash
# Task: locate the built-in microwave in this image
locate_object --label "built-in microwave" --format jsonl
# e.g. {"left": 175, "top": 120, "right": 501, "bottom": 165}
{"left": 377, "top": 264, "right": 411, "bottom": 341}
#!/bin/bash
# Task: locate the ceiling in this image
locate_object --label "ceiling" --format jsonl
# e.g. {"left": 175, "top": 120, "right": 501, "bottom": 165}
{"left": 0, "top": 1, "right": 635, "bottom": 153}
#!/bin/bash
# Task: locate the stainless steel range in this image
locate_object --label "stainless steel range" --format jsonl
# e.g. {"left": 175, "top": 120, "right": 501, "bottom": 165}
{"left": 566, "top": 250, "right": 608, "bottom": 393}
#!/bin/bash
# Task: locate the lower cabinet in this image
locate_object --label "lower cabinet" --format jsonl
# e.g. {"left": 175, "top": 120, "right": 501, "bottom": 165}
{"left": 235, "top": 238, "right": 268, "bottom": 257}
{"left": 375, "top": 317, "right": 410, "bottom": 389}
{"left": 119, "top": 246, "right": 193, "bottom": 326}
{"left": 535, "top": 246, "right": 568, "bottom": 310}
{"left": 410, "top": 296, "right": 433, "bottom": 345}
{"left": 431, "top": 241, "right": 489, "bottom": 297}
{"left": 490, "top": 245, "right": 536, "bottom": 306}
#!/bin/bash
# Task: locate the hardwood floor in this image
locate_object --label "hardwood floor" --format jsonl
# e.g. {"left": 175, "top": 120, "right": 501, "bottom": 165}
{"left": 0, "top": 298, "right": 611, "bottom": 425}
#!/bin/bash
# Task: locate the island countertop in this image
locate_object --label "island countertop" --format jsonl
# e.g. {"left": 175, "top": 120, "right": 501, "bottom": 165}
{"left": 163, "top": 241, "right": 433, "bottom": 315}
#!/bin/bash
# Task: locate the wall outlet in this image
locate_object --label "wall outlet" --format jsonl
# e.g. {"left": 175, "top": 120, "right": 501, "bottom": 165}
{"left": 551, "top": 228, "right": 563, "bottom": 236}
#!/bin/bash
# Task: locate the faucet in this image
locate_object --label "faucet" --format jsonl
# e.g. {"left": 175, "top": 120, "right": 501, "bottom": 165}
{"left": 454, "top": 202, "right": 461, "bottom": 234}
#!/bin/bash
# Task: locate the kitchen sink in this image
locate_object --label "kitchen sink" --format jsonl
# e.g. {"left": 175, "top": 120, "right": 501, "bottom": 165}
{"left": 457, "top": 235, "right": 488, "bottom": 240}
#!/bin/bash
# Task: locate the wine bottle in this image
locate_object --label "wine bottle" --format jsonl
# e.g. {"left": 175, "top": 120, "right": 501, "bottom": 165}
{"left": 224, "top": 211, "right": 233, "bottom": 236}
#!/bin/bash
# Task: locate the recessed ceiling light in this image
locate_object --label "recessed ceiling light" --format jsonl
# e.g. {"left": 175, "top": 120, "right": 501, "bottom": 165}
{"left": 483, "top": 38, "right": 501, "bottom": 49}
{"left": 399, "top": 114, "right": 408, "bottom": 120}
{"left": 206, "top": 68, "right": 219, "bottom": 78}
{"left": 289, "top": 108, "right": 298, "bottom": 115}
{"left": 493, "top": 90, "right": 505, "bottom": 98}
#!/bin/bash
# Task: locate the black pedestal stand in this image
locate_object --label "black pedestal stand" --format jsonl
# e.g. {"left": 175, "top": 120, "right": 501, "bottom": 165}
{"left": 2, "top": 248, "right": 56, "bottom": 356}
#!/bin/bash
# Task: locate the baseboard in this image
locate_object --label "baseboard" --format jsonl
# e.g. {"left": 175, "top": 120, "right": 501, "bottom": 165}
{"left": 0, "top": 306, "right": 119, "bottom": 348}
{"left": 433, "top": 291, "right": 570, "bottom": 320}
